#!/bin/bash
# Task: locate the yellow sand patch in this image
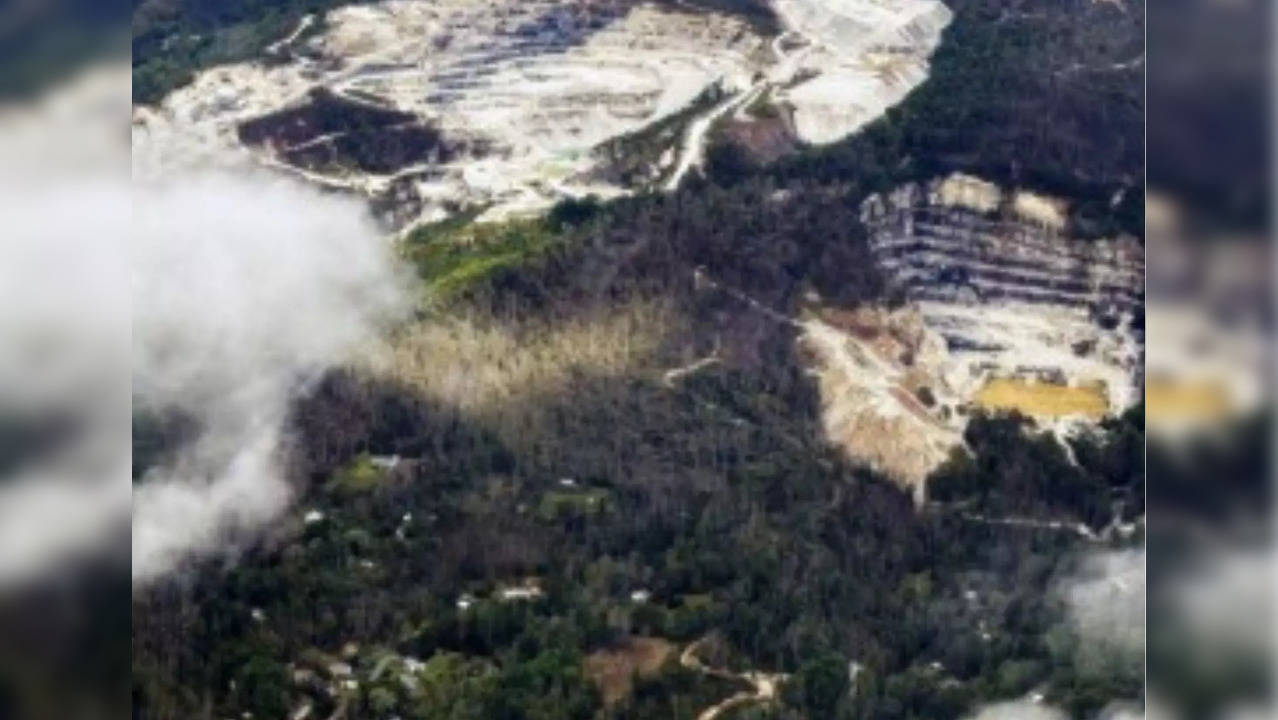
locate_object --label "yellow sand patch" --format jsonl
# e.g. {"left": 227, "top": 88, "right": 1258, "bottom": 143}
{"left": 938, "top": 173, "right": 1001, "bottom": 213}
{"left": 975, "top": 379, "right": 1108, "bottom": 418}
{"left": 1012, "top": 190, "right": 1068, "bottom": 231}
{"left": 586, "top": 637, "right": 675, "bottom": 706}
{"left": 1145, "top": 379, "right": 1231, "bottom": 422}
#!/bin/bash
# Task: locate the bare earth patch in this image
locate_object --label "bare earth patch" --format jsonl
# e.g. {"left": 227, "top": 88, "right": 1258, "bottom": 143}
{"left": 585, "top": 636, "right": 676, "bottom": 706}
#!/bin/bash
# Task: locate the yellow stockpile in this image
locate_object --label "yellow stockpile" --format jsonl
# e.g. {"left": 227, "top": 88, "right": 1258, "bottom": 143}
{"left": 975, "top": 379, "right": 1109, "bottom": 418}
{"left": 1145, "top": 378, "right": 1230, "bottom": 422}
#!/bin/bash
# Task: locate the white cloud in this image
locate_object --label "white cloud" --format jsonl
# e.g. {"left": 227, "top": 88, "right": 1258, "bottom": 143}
{"left": 0, "top": 65, "right": 411, "bottom": 589}
{"left": 0, "top": 66, "right": 133, "bottom": 590}
{"left": 963, "top": 700, "right": 1068, "bottom": 720}
{"left": 1057, "top": 548, "right": 1146, "bottom": 674}
{"left": 130, "top": 171, "right": 410, "bottom": 583}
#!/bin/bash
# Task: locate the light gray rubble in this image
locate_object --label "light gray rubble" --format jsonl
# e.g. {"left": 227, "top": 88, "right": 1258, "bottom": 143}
{"left": 133, "top": 0, "right": 952, "bottom": 227}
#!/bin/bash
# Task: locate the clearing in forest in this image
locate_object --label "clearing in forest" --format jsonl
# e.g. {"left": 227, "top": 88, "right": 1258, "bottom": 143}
{"left": 585, "top": 636, "right": 676, "bottom": 706}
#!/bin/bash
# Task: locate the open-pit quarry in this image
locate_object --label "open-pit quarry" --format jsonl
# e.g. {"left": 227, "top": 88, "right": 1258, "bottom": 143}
{"left": 127, "top": 1, "right": 1143, "bottom": 503}
{"left": 803, "top": 174, "right": 1144, "bottom": 498}
{"left": 132, "top": 0, "right": 951, "bottom": 226}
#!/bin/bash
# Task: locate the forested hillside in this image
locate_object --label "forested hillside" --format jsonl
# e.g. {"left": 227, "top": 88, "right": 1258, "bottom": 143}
{"left": 133, "top": 179, "right": 1144, "bottom": 719}
{"left": 710, "top": 0, "right": 1145, "bottom": 239}
{"left": 133, "top": 0, "right": 376, "bottom": 104}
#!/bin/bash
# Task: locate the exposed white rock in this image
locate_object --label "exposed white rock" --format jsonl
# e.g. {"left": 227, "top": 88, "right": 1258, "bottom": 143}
{"left": 806, "top": 175, "right": 1142, "bottom": 495}
{"left": 134, "top": 0, "right": 953, "bottom": 225}
{"left": 1012, "top": 191, "right": 1068, "bottom": 231}
{"left": 860, "top": 174, "right": 1143, "bottom": 414}
{"left": 772, "top": 0, "right": 952, "bottom": 143}
{"left": 937, "top": 173, "right": 1001, "bottom": 214}
{"left": 135, "top": 0, "right": 765, "bottom": 223}
{"left": 800, "top": 305, "right": 960, "bottom": 499}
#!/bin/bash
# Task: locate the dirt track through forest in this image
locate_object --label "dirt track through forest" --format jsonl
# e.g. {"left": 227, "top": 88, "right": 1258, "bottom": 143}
{"left": 681, "top": 637, "right": 788, "bottom": 720}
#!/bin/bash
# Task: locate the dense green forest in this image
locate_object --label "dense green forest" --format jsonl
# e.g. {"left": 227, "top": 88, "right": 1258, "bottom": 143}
{"left": 132, "top": 0, "right": 350, "bottom": 104}
{"left": 708, "top": 0, "right": 1146, "bottom": 239}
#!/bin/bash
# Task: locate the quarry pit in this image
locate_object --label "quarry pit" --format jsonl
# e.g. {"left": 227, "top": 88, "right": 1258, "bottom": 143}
{"left": 133, "top": 0, "right": 951, "bottom": 226}
{"left": 805, "top": 174, "right": 1144, "bottom": 497}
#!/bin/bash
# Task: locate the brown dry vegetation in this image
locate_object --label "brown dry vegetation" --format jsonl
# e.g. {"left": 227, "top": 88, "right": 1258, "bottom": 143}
{"left": 585, "top": 637, "right": 677, "bottom": 706}
{"left": 367, "top": 299, "right": 684, "bottom": 452}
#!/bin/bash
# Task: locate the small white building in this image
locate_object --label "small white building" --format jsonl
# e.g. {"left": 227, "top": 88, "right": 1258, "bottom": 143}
{"left": 370, "top": 454, "right": 401, "bottom": 470}
{"left": 326, "top": 662, "right": 352, "bottom": 679}
{"left": 499, "top": 586, "right": 544, "bottom": 602}
{"left": 499, "top": 580, "right": 544, "bottom": 602}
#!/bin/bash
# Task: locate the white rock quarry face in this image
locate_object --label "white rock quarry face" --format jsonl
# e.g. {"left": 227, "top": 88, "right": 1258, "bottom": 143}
{"left": 135, "top": 0, "right": 767, "bottom": 221}
{"left": 805, "top": 176, "right": 1143, "bottom": 494}
{"left": 771, "top": 0, "right": 952, "bottom": 144}
{"left": 134, "top": 0, "right": 953, "bottom": 223}
{"left": 324, "top": 1, "right": 762, "bottom": 147}
{"left": 860, "top": 174, "right": 1144, "bottom": 413}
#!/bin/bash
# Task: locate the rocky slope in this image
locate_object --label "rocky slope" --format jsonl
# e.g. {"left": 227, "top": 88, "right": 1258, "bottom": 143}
{"left": 132, "top": 0, "right": 950, "bottom": 226}
{"left": 804, "top": 174, "right": 1143, "bottom": 496}
{"left": 771, "top": 0, "right": 952, "bottom": 143}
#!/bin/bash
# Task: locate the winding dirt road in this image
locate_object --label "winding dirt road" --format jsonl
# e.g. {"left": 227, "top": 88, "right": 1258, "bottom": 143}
{"left": 681, "top": 637, "right": 788, "bottom": 720}
{"left": 662, "top": 82, "right": 765, "bottom": 192}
